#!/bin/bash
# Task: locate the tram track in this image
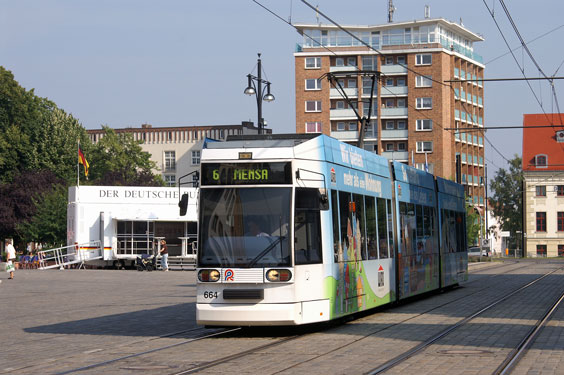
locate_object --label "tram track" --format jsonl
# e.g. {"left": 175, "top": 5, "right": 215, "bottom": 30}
{"left": 365, "top": 265, "right": 564, "bottom": 374}
{"left": 24, "top": 261, "right": 551, "bottom": 375}
{"left": 162, "top": 262, "right": 559, "bottom": 375}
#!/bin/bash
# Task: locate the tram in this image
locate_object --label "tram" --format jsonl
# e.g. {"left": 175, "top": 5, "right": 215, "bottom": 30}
{"left": 186, "top": 134, "right": 467, "bottom": 326}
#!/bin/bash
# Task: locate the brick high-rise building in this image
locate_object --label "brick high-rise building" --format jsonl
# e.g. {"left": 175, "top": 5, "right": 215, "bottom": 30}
{"left": 294, "top": 18, "right": 486, "bottom": 207}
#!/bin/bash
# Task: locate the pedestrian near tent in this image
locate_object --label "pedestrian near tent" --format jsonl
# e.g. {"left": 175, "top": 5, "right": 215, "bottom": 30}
{"left": 159, "top": 239, "right": 169, "bottom": 271}
{"left": 5, "top": 239, "right": 16, "bottom": 279}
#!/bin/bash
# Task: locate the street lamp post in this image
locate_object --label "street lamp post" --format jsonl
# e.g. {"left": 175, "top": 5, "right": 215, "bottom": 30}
{"left": 244, "top": 53, "right": 275, "bottom": 135}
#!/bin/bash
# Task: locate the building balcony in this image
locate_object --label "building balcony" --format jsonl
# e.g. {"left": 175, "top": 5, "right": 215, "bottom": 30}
{"left": 330, "top": 88, "right": 358, "bottom": 99}
{"left": 381, "top": 86, "right": 408, "bottom": 96}
{"left": 380, "top": 107, "right": 408, "bottom": 117}
{"left": 380, "top": 65, "right": 408, "bottom": 75}
{"left": 330, "top": 130, "right": 359, "bottom": 141}
{"left": 330, "top": 66, "right": 357, "bottom": 72}
{"left": 381, "top": 129, "right": 408, "bottom": 139}
{"left": 330, "top": 108, "right": 358, "bottom": 119}
{"left": 381, "top": 151, "right": 409, "bottom": 161}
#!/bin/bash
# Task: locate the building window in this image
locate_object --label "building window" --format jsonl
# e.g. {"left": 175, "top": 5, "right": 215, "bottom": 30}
{"left": 416, "top": 97, "right": 432, "bottom": 109}
{"left": 416, "top": 119, "right": 433, "bottom": 131}
{"left": 337, "top": 122, "right": 346, "bottom": 131}
{"left": 306, "top": 101, "right": 322, "bottom": 112}
{"left": 336, "top": 101, "right": 345, "bottom": 109}
{"left": 168, "top": 132, "right": 173, "bottom": 141}
{"left": 536, "top": 212, "right": 547, "bottom": 232}
{"left": 415, "top": 54, "right": 432, "bottom": 65}
{"left": 349, "top": 122, "right": 358, "bottom": 131}
{"left": 385, "top": 98, "right": 395, "bottom": 108}
{"left": 397, "top": 77, "right": 406, "bottom": 86}
{"left": 385, "top": 56, "right": 394, "bottom": 65}
{"left": 415, "top": 163, "right": 434, "bottom": 174}
{"left": 347, "top": 79, "right": 357, "bottom": 88}
{"left": 305, "top": 57, "right": 321, "bottom": 69}
{"left": 415, "top": 75, "right": 433, "bottom": 87}
{"left": 416, "top": 141, "right": 433, "bottom": 153}
{"left": 398, "top": 142, "right": 406, "bottom": 151}
{"left": 557, "top": 185, "right": 564, "bottom": 196}
{"left": 558, "top": 245, "right": 564, "bottom": 257}
{"left": 558, "top": 212, "right": 564, "bottom": 232}
{"left": 164, "top": 151, "right": 176, "bottom": 171}
{"left": 386, "top": 143, "right": 394, "bottom": 151}
{"left": 386, "top": 78, "right": 394, "bottom": 86}
{"left": 305, "top": 79, "right": 322, "bottom": 90}
{"left": 347, "top": 57, "right": 357, "bottom": 66}
{"left": 397, "top": 98, "right": 406, "bottom": 107}
{"left": 385, "top": 120, "right": 394, "bottom": 130}
{"left": 397, "top": 120, "right": 406, "bottom": 130}
{"left": 397, "top": 56, "right": 406, "bottom": 65}
{"left": 305, "top": 122, "right": 322, "bottom": 133}
{"left": 536, "top": 186, "right": 546, "bottom": 197}
{"left": 536, "top": 244, "right": 547, "bottom": 257}
{"left": 535, "top": 154, "right": 547, "bottom": 168}
{"left": 164, "top": 175, "right": 176, "bottom": 187}
{"left": 191, "top": 150, "right": 201, "bottom": 165}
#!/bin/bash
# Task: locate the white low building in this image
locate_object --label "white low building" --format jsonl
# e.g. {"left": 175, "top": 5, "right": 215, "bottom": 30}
{"left": 67, "top": 185, "right": 198, "bottom": 268}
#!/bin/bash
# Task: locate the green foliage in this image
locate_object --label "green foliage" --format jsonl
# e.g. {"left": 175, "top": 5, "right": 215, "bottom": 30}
{"left": 17, "top": 185, "right": 67, "bottom": 246}
{"left": 489, "top": 155, "right": 523, "bottom": 248}
{"left": 0, "top": 66, "right": 163, "bottom": 245}
{"left": 466, "top": 204, "right": 481, "bottom": 246}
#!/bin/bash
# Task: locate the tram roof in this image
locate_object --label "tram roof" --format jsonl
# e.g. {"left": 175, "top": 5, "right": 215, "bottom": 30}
{"left": 205, "top": 134, "right": 391, "bottom": 178}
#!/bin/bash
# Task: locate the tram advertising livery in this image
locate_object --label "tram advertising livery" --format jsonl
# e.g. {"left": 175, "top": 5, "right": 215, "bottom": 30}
{"left": 184, "top": 134, "right": 467, "bottom": 326}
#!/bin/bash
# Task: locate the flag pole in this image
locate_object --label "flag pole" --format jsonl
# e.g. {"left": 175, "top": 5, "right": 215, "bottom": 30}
{"left": 77, "top": 139, "right": 80, "bottom": 187}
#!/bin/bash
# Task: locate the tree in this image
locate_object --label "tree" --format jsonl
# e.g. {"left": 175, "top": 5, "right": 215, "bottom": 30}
{"left": 88, "top": 126, "right": 163, "bottom": 186}
{"left": 0, "top": 170, "right": 64, "bottom": 242}
{"left": 466, "top": 204, "right": 481, "bottom": 246}
{"left": 489, "top": 155, "right": 523, "bottom": 248}
{"left": 0, "top": 66, "right": 90, "bottom": 183}
{"left": 17, "top": 184, "right": 67, "bottom": 246}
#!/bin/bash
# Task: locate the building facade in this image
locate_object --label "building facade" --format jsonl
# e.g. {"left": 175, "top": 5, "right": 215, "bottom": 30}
{"left": 87, "top": 121, "right": 268, "bottom": 186}
{"left": 523, "top": 113, "right": 564, "bottom": 257}
{"left": 294, "top": 18, "right": 486, "bottom": 207}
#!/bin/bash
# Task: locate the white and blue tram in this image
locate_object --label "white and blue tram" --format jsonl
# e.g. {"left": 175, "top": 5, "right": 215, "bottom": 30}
{"left": 192, "top": 134, "right": 467, "bottom": 326}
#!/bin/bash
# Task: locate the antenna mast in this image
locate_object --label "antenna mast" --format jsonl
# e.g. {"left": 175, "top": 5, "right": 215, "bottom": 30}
{"left": 388, "top": 0, "right": 395, "bottom": 23}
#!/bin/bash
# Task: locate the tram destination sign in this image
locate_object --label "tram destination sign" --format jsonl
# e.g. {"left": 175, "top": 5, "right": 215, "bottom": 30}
{"left": 201, "top": 162, "right": 292, "bottom": 185}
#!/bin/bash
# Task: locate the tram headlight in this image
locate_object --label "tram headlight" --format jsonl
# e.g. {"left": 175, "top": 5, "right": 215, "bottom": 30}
{"left": 266, "top": 269, "right": 292, "bottom": 282}
{"left": 198, "top": 269, "right": 220, "bottom": 282}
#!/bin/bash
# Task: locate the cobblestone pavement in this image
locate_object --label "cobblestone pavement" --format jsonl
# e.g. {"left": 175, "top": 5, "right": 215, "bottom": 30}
{"left": 1, "top": 260, "right": 563, "bottom": 375}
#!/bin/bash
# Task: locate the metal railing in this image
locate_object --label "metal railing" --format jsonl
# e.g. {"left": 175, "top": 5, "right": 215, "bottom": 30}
{"left": 38, "top": 241, "right": 102, "bottom": 270}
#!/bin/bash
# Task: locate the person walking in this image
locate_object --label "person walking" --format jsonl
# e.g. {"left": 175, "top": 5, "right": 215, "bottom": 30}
{"left": 5, "top": 240, "right": 16, "bottom": 279}
{"left": 159, "top": 239, "right": 169, "bottom": 271}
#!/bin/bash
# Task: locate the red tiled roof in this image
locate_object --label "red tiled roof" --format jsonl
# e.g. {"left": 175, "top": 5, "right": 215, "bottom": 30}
{"left": 522, "top": 113, "right": 564, "bottom": 171}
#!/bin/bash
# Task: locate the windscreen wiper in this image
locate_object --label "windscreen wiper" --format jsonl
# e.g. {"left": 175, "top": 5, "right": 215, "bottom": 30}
{"left": 248, "top": 236, "right": 285, "bottom": 267}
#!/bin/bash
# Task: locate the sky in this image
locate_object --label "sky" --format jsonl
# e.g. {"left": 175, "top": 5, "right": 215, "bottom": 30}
{"left": 2, "top": 0, "right": 564, "bottom": 179}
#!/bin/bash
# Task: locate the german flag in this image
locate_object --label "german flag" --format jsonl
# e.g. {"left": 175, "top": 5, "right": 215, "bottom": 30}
{"left": 78, "top": 147, "right": 89, "bottom": 177}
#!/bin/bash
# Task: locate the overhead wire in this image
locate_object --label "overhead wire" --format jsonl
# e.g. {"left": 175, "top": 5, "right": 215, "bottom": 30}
{"left": 482, "top": 0, "right": 561, "bottom": 131}
{"left": 497, "top": 0, "right": 563, "bottom": 117}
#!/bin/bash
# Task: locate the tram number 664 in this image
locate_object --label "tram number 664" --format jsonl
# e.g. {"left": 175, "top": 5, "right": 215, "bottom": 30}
{"left": 203, "top": 291, "right": 218, "bottom": 299}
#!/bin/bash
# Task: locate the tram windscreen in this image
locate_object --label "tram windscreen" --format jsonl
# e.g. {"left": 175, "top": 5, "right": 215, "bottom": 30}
{"left": 199, "top": 187, "right": 291, "bottom": 268}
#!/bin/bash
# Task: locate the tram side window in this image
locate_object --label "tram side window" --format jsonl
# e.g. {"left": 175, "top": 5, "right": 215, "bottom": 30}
{"left": 416, "top": 205, "right": 424, "bottom": 238}
{"left": 456, "top": 211, "right": 465, "bottom": 252}
{"left": 331, "top": 190, "right": 340, "bottom": 262}
{"left": 399, "top": 202, "right": 417, "bottom": 256}
{"left": 294, "top": 210, "right": 322, "bottom": 264}
{"left": 365, "top": 196, "right": 378, "bottom": 259}
{"left": 377, "top": 198, "right": 388, "bottom": 259}
{"left": 387, "top": 199, "right": 395, "bottom": 257}
{"left": 338, "top": 191, "right": 351, "bottom": 261}
{"left": 353, "top": 193, "right": 368, "bottom": 260}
